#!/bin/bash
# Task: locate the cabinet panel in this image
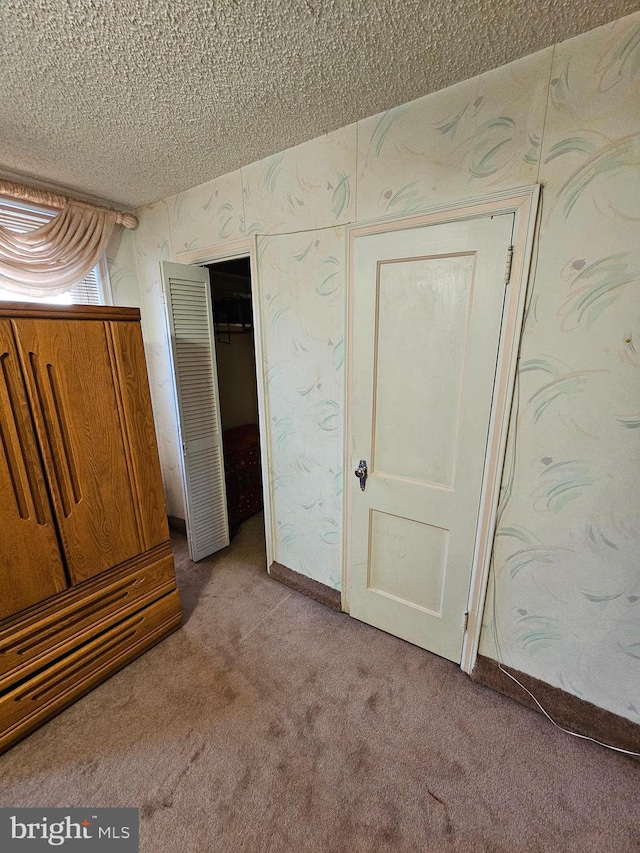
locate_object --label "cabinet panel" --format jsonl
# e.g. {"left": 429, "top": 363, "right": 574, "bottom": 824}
{"left": 12, "top": 319, "right": 142, "bottom": 584}
{"left": 106, "top": 321, "right": 169, "bottom": 551}
{"left": 0, "top": 321, "right": 68, "bottom": 620}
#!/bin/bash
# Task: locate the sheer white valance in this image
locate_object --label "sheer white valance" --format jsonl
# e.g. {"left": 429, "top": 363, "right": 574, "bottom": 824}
{"left": 0, "top": 202, "right": 117, "bottom": 297}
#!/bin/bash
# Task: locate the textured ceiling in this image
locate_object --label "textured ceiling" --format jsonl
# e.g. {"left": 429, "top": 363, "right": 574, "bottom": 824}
{"left": 1, "top": 0, "right": 639, "bottom": 209}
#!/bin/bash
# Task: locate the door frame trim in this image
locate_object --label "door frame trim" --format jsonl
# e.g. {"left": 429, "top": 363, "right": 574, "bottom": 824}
{"left": 171, "top": 237, "right": 274, "bottom": 568}
{"left": 343, "top": 185, "right": 541, "bottom": 674}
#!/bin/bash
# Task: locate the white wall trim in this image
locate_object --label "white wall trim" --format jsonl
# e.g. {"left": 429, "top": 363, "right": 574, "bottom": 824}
{"left": 342, "top": 185, "right": 541, "bottom": 674}
{"left": 173, "top": 237, "right": 275, "bottom": 569}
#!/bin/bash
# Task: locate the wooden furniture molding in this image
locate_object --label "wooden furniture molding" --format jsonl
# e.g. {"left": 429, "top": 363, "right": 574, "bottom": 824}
{"left": 0, "top": 592, "right": 180, "bottom": 755}
{"left": 0, "top": 544, "right": 176, "bottom": 693}
{"left": 0, "top": 304, "right": 181, "bottom": 754}
{"left": 0, "top": 302, "right": 141, "bottom": 322}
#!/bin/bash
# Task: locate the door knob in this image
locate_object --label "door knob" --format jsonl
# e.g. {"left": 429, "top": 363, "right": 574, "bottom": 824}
{"left": 354, "top": 459, "right": 368, "bottom": 491}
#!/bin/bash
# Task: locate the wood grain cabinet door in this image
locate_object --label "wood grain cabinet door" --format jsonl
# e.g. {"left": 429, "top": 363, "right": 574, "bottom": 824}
{"left": 105, "top": 320, "right": 170, "bottom": 551}
{"left": 12, "top": 319, "right": 143, "bottom": 585}
{"left": 0, "top": 321, "right": 68, "bottom": 619}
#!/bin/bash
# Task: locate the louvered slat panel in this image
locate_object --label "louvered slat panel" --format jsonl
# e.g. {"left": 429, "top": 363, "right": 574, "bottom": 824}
{"left": 185, "top": 446, "right": 227, "bottom": 549}
{"left": 163, "top": 261, "right": 229, "bottom": 561}
{"left": 180, "top": 404, "right": 217, "bottom": 421}
{"left": 69, "top": 268, "right": 101, "bottom": 305}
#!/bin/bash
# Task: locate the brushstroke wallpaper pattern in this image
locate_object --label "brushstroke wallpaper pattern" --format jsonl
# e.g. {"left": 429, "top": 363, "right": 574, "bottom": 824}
{"left": 480, "top": 17, "right": 640, "bottom": 721}
{"left": 107, "top": 11, "right": 640, "bottom": 722}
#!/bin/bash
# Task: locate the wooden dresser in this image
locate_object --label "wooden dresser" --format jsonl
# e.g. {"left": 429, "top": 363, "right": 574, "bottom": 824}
{"left": 0, "top": 302, "right": 182, "bottom": 754}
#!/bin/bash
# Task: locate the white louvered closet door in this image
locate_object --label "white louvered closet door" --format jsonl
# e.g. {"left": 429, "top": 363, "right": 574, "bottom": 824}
{"left": 162, "top": 261, "right": 229, "bottom": 561}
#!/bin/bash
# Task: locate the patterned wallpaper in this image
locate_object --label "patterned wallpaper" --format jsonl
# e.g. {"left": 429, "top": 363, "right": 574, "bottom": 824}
{"left": 243, "top": 127, "right": 357, "bottom": 234}
{"left": 107, "top": 11, "right": 640, "bottom": 722}
{"left": 480, "top": 16, "right": 640, "bottom": 722}
{"left": 168, "top": 170, "right": 245, "bottom": 254}
{"left": 356, "top": 46, "right": 552, "bottom": 219}
{"left": 259, "top": 228, "right": 346, "bottom": 589}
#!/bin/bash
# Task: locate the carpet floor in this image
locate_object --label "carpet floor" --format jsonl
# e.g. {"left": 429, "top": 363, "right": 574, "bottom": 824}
{"left": 0, "top": 514, "right": 638, "bottom": 852}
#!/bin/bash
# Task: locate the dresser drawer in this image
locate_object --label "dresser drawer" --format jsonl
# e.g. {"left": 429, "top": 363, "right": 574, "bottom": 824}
{"left": 0, "top": 590, "right": 181, "bottom": 754}
{"left": 0, "top": 544, "right": 178, "bottom": 692}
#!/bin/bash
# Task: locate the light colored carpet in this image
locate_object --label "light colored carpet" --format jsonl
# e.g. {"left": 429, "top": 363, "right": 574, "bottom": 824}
{"left": 0, "top": 513, "right": 638, "bottom": 852}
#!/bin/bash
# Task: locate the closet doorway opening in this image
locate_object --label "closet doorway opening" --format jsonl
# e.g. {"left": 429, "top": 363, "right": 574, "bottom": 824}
{"left": 205, "top": 256, "right": 263, "bottom": 540}
{"left": 162, "top": 242, "right": 272, "bottom": 566}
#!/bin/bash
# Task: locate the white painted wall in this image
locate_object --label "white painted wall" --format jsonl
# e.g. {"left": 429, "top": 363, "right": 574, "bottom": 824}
{"left": 109, "top": 12, "right": 640, "bottom": 723}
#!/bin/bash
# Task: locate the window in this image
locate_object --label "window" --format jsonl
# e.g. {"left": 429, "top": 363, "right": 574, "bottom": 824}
{"left": 0, "top": 196, "right": 112, "bottom": 305}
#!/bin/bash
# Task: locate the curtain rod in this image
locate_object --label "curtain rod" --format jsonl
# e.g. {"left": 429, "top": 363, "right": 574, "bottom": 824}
{"left": 0, "top": 179, "right": 138, "bottom": 229}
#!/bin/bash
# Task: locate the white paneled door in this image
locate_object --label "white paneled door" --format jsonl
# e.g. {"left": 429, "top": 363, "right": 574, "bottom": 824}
{"left": 162, "top": 261, "right": 229, "bottom": 561}
{"left": 348, "top": 214, "right": 514, "bottom": 663}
